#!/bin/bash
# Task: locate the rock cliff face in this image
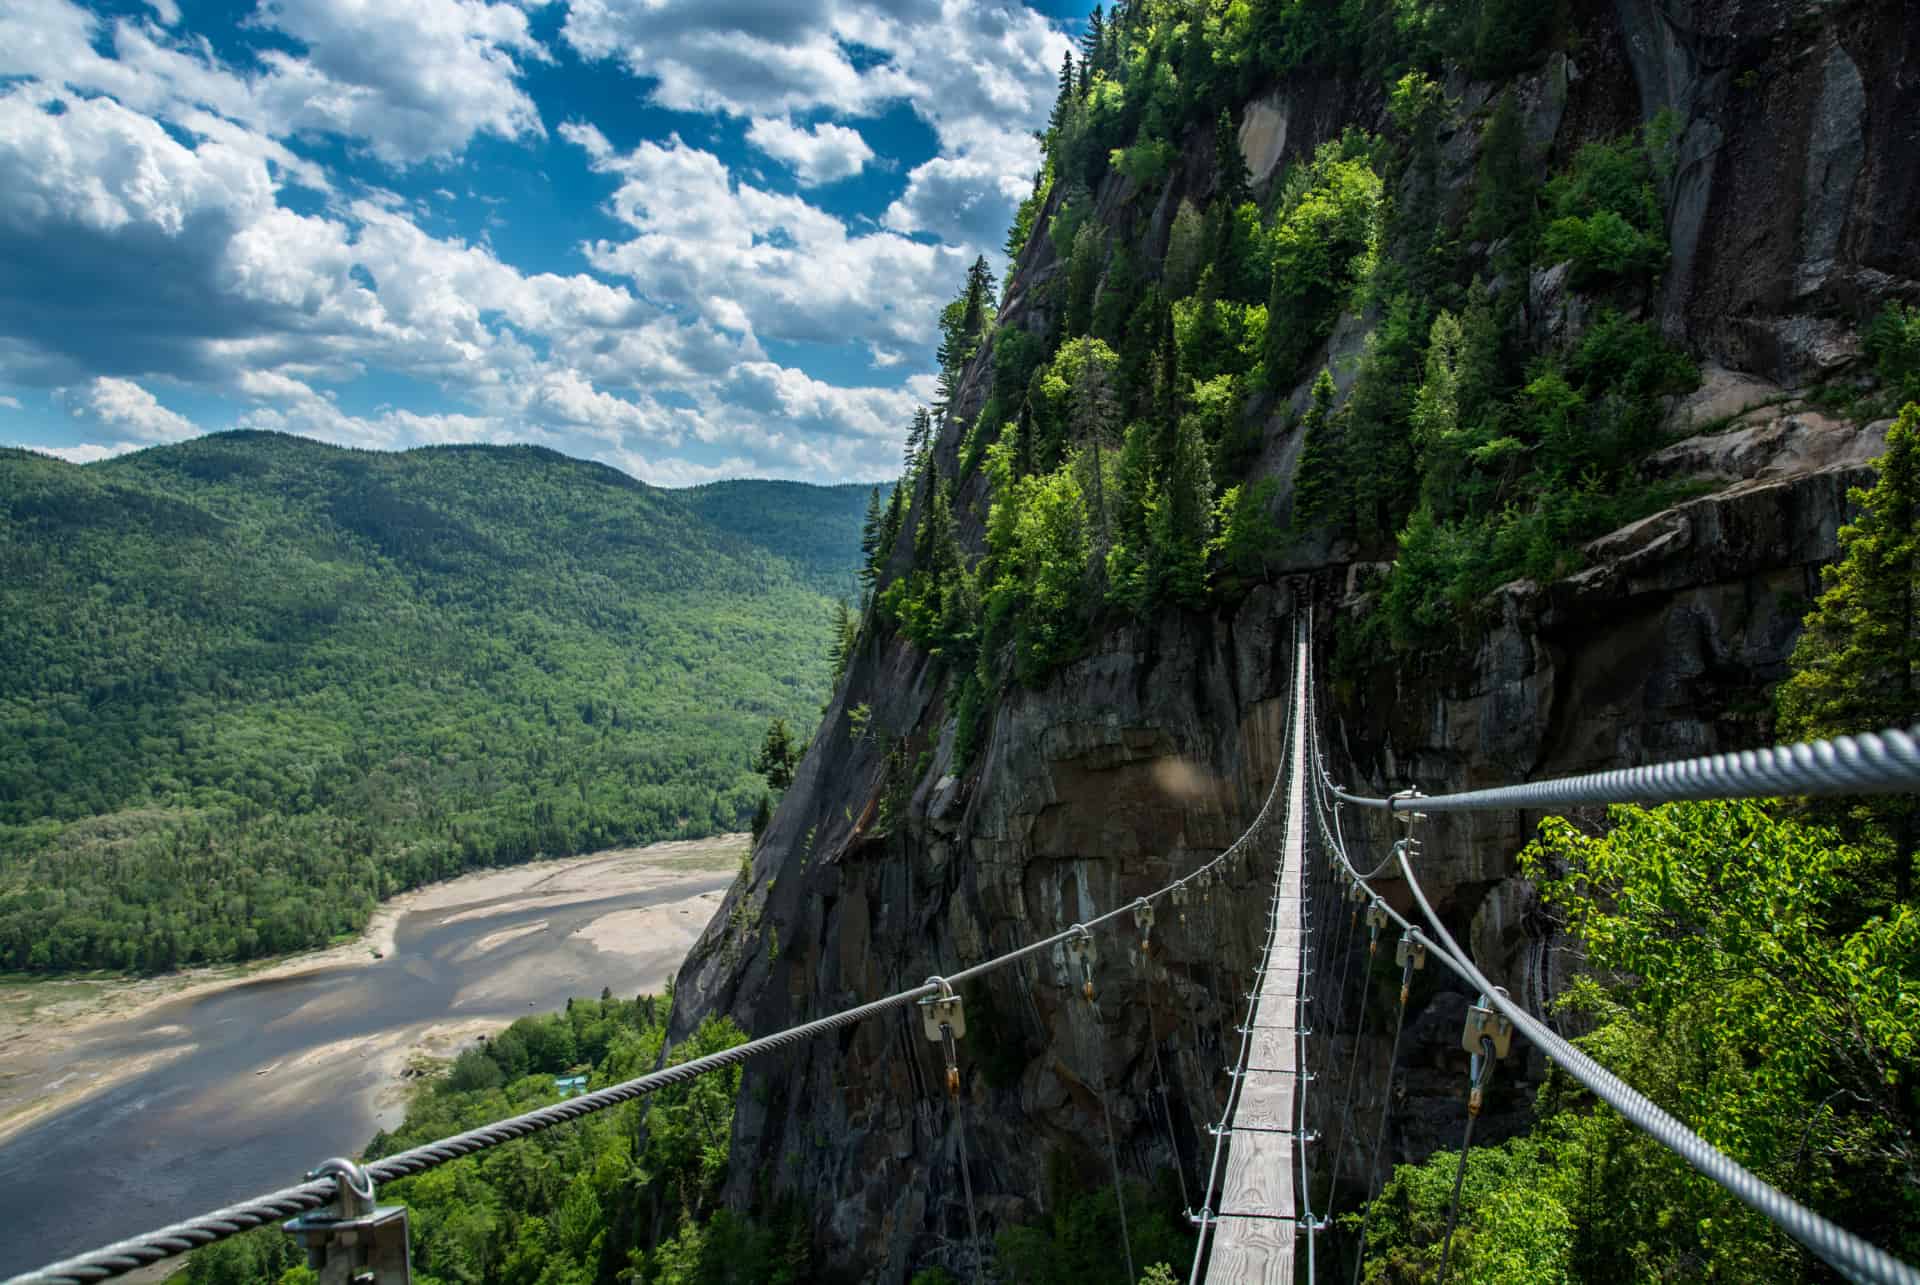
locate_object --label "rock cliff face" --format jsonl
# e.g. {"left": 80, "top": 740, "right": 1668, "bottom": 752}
{"left": 671, "top": 4, "right": 1912, "bottom": 1278}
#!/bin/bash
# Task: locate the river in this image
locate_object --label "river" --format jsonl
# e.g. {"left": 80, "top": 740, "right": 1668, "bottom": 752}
{"left": 0, "top": 848, "right": 734, "bottom": 1278}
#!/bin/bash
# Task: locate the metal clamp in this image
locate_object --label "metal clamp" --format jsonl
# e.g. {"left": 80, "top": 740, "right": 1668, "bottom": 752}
{"left": 1365, "top": 902, "right": 1388, "bottom": 954}
{"left": 919, "top": 976, "right": 965, "bottom": 1099}
{"left": 1461, "top": 989, "right": 1514, "bottom": 1061}
{"left": 1132, "top": 897, "right": 1155, "bottom": 957}
{"left": 284, "top": 1158, "right": 412, "bottom": 1284}
{"left": 1066, "top": 925, "right": 1095, "bottom": 1002}
{"left": 1394, "top": 932, "right": 1427, "bottom": 1005}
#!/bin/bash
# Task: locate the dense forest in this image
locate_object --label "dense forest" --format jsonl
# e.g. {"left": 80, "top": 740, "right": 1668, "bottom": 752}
{"left": 179, "top": 986, "right": 1193, "bottom": 1285}
{"left": 0, "top": 433, "right": 873, "bottom": 972}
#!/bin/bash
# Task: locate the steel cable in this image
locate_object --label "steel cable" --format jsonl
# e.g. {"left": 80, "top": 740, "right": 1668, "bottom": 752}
{"left": 9, "top": 664, "right": 1301, "bottom": 1285}
{"left": 1298, "top": 623, "right": 1920, "bottom": 1285}
{"left": 1329, "top": 727, "right": 1920, "bottom": 813}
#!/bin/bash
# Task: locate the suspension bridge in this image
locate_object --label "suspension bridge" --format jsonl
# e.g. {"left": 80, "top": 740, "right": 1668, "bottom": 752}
{"left": 8, "top": 610, "right": 1920, "bottom": 1285}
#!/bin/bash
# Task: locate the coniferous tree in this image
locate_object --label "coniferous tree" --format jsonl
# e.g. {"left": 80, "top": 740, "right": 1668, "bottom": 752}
{"left": 1049, "top": 51, "right": 1075, "bottom": 134}
{"left": 826, "top": 599, "right": 857, "bottom": 683}
{"left": 1471, "top": 89, "right": 1532, "bottom": 249}
{"left": 1162, "top": 199, "right": 1208, "bottom": 301}
{"left": 1777, "top": 403, "right": 1919, "bottom": 899}
{"left": 753, "top": 718, "right": 799, "bottom": 791}
{"left": 1289, "top": 370, "right": 1345, "bottom": 534}
{"left": 1081, "top": 5, "right": 1105, "bottom": 71}
{"left": 858, "top": 486, "right": 884, "bottom": 591}
{"left": 1214, "top": 108, "right": 1251, "bottom": 208}
{"left": 961, "top": 255, "right": 994, "bottom": 338}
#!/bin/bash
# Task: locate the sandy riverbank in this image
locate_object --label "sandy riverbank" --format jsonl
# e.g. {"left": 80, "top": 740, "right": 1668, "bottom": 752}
{"left": 0, "top": 835, "right": 744, "bottom": 1149}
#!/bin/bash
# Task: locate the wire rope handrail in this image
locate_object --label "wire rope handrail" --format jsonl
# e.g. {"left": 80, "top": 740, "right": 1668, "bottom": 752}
{"left": 9, "top": 633, "right": 1301, "bottom": 1285}
{"left": 1299, "top": 620, "right": 1920, "bottom": 1285}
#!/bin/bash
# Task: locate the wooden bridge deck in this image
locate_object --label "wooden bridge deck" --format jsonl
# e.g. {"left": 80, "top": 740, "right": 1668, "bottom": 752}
{"left": 1204, "top": 649, "right": 1308, "bottom": 1284}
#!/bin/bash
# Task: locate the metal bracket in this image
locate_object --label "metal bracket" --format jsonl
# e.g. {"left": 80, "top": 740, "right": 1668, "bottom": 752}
{"left": 1132, "top": 898, "right": 1155, "bottom": 957}
{"left": 284, "top": 1158, "right": 412, "bottom": 1285}
{"left": 1461, "top": 988, "right": 1514, "bottom": 1060}
{"left": 918, "top": 978, "right": 965, "bottom": 1042}
{"left": 1394, "top": 933, "right": 1427, "bottom": 972}
{"left": 1066, "top": 926, "right": 1095, "bottom": 1002}
{"left": 919, "top": 977, "right": 965, "bottom": 1099}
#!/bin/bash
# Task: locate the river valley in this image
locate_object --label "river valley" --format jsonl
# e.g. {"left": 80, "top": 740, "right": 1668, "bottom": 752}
{"left": 0, "top": 838, "right": 739, "bottom": 1278}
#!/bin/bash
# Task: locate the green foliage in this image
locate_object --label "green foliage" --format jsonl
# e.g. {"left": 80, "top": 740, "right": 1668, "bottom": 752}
{"left": 0, "top": 436, "right": 865, "bottom": 973}
{"left": 1464, "top": 0, "right": 1554, "bottom": 77}
{"left": 1288, "top": 370, "right": 1345, "bottom": 535}
{"left": 753, "top": 718, "right": 799, "bottom": 792}
{"left": 1162, "top": 199, "right": 1209, "bottom": 301}
{"left": 878, "top": 483, "right": 977, "bottom": 665}
{"left": 1867, "top": 303, "right": 1920, "bottom": 406}
{"left": 1380, "top": 303, "right": 1698, "bottom": 644}
{"left": 1540, "top": 124, "right": 1671, "bottom": 289}
{"left": 1111, "top": 137, "right": 1176, "bottom": 186}
{"left": 180, "top": 995, "right": 787, "bottom": 1285}
{"left": 1469, "top": 90, "right": 1531, "bottom": 248}
{"left": 1208, "top": 478, "right": 1281, "bottom": 586}
{"left": 1360, "top": 802, "right": 1920, "bottom": 1279}
{"left": 1777, "top": 403, "right": 1919, "bottom": 896}
{"left": 981, "top": 448, "right": 1093, "bottom": 684}
{"left": 995, "top": 1178, "right": 1194, "bottom": 1285}
{"left": 1262, "top": 133, "right": 1383, "bottom": 386}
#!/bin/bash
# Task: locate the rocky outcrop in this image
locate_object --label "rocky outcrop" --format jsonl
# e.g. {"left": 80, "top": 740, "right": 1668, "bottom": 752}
{"left": 672, "top": 5, "right": 1911, "bottom": 1278}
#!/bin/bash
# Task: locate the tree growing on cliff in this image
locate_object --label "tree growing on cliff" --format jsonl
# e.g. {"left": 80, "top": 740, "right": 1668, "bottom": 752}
{"left": 1777, "top": 402, "right": 1919, "bottom": 900}
{"left": 753, "top": 717, "right": 799, "bottom": 791}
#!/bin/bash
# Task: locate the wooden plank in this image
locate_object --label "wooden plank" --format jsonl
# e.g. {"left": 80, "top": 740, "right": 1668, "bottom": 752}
{"left": 1204, "top": 1221, "right": 1295, "bottom": 1284}
{"left": 1249, "top": 1027, "right": 1296, "bottom": 1073}
{"left": 1222, "top": 1130, "right": 1295, "bottom": 1218}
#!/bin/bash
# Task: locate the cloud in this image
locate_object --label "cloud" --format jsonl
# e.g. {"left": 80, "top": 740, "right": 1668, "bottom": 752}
{"left": 0, "top": 0, "right": 1014, "bottom": 485}
{"left": 18, "top": 440, "right": 142, "bottom": 463}
{"left": 76, "top": 376, "right": 198, "bottom": 441}
{"left": 572, "top": 130, "right": 966, "bottom": 351}
{"left": 0, "top": 0, "right": 548, "bottom": 167}
{"left": 0, "top": 395, "right": 21, "bottom": 409}
{"left": 745, "top": 116, "right": 874, "bottom": 185}
{"left": 560, "top": 0, "right": 1068, "bottom": 255}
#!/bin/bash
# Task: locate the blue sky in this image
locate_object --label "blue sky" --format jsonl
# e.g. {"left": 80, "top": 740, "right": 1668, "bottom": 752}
{"left": 0, "top": 0, "right": 1082, "bottom": 483}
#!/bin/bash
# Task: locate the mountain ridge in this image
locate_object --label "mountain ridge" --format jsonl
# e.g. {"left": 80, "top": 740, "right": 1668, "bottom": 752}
{"left": 0, "top": 430, "right": 866, "bottom": 972}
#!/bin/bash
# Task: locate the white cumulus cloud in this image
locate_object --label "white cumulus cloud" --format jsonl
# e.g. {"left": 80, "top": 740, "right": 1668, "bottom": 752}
{"left": 745, "top": 116, "right": 873, "bottom": 185}
{"left": 78, "top": 376, "right": 198, "bottom": 441}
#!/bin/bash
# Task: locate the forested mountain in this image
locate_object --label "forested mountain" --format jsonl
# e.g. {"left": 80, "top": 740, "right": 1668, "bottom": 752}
{"left": 0, "top": 432, "right": 865, "bottom": 972}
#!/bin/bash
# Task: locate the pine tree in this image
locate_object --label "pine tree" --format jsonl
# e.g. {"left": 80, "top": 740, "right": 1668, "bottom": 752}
{"left": 901, "top": 406, "right": 933, "bottom": 476}
{"left": 1214, "top": 108, "right": 1251, "bottom": 208}
{"left": 1470, "top": 89, "right": 1531, "bottom": 251}
{"left": 1162, "top": 199, "right": 1208, "bottom": 301}
{"left": 961, "top": 255, "right": 994, "bottom": 337}
{"left": 826, "top": 599, "right": 856, "bottom": 682}
{"left": 1289, "top": 370, "right": 1345, "bottom": 534}
{"left": 858, "top": 486, "right": 884, "bottom": 590}
{"left": 1081, "top": 5, "right": 1105, "bottom": 70}
{"left": 1049, "top": 51, "right": 1076, "bottom": 134}
{"left": 753, "top": 718, "right": 799, "bottom": 791}
{"left": 1777, "top": 403, "right": 1920, "bottom": 899}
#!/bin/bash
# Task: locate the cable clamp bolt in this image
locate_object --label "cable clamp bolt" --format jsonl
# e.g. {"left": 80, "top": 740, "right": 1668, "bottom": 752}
{"left": 1132, "top": 897, "right": 1155, "bottom": 958}
{"left": 1066, "top": 925, "right": 1095, "bottom": 1002}
{"left": 284, "top": 1158, "right": 413, "bottom": 1283}
{"left": 1461, "top": 988, "right": 1513, "bottom": 1061}
{"left": 918, "top": 976, "right": 966, "bottom": 1099}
